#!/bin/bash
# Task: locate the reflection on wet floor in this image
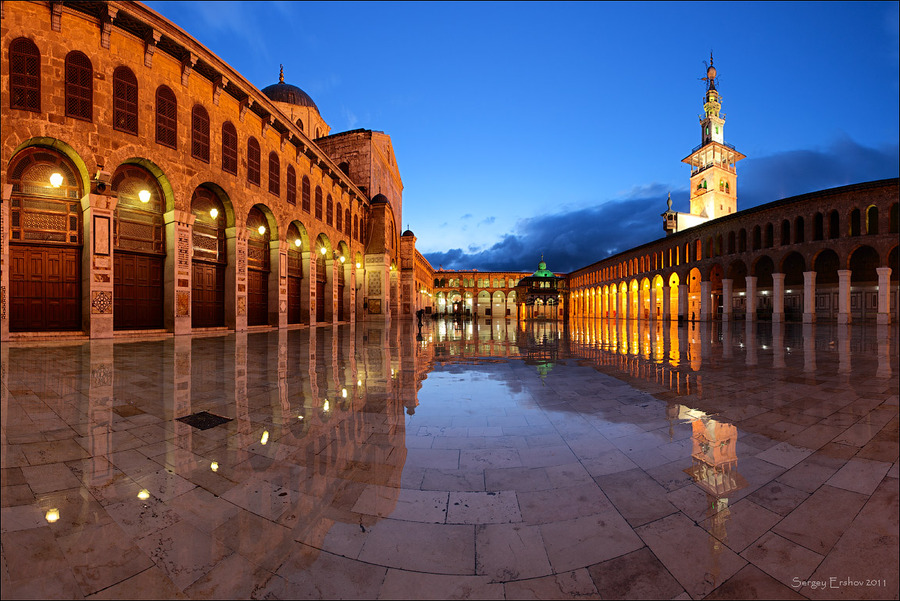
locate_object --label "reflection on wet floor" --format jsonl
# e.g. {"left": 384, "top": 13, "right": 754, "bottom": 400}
{"left": 1, "top": 318, "right": 897, "bottom": 599}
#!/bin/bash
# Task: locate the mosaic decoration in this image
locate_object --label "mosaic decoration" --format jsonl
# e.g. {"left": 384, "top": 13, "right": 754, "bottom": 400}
{"left": 280, "top": 299, "right": 287, "bottom": 314}
{"left": 368, "top": 272, "right": 381, "bottom": 296}
{"left": 177, "top": 230, "right": 190, "bottom": 274}
{"left": 93, "top": 215, "right": 110, "bottom": 256}
{"left": 176, "top": 291, "right": 190, "bottom": 316}
{"left": 237, "top": 296, "right": 246, "bottom": 316}
{"left": 91, "top": 291, "right": 113, "bottom": 314}
{"left": 237, "top": 246, "right": 246, "bottom": 274}
{"left": 0, "top": 285, "right": 5, "bottom": 320}
{"left": 94, "top": 273, "right": 110, "bottom": 283}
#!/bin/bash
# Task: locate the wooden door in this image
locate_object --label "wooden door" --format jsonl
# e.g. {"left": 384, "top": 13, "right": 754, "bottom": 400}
{"left": 9, "top": 245, "right": 81, "bottom": 331}
{"left": 248, "top": 268, "right": 268, "bottom": 326}
{"left": 192, "top": 261, "right": 225, "bottom": 327}
{"left": 114, "top": 251, "right": 164, "bottom": 330}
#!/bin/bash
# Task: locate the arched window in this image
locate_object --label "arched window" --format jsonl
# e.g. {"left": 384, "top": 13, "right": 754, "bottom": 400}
{"left": 752, "top": 226, "right": 761, "bottom": 250}
{"left": 112, "top": 67, "right": 138, "bottom": 135}
{"left": 890, "top": 203, "right": 899, "bottom": 234}
{"left": 295, "top": 118, "right": 304, "bottom": 131}
{"left": 155, "top": 85, "right": 177, "bottom": 148}
{"left": 781, "top": 220, "right": 790, "bottom": 246}
{"left": 314, "top": 186, "right": 323, "bottom": 219}
{"left": 813, "top": 213, "right": 824, "bottom": 240}
{"left": 353, "top": 214, "right": 359, "bottom": 241}
{"left": 336, "top": 202, "right": 343, "bottom": 231}
{"left": 268, "top": 152, "right": 280, "bottom": 196}
{"left": 247, "top": 137, "right": 260, "bottom": 185}
{"left": 719, "top": 180, "right": 725, "bottom": 192}
{"left": 829, "top": 210, "right": 840, "bottom": 239}
{"left": 739, "top": 229, "right": 747, "bottom": 252}
{"left": 727, "top": 231, "right": 736, "bottom": 254}
{"left": 849, "top": 208, "right": 861, "bottom": 236}
{"left": 65, "top": 51, "right": 92, "bottom": 121}
{"left": 9, "top": 37, "right": 41, "bottom": 112}
{"left": 326, "top": 194, "right": 334, "bottom": 226}
{"left": 286, "top": 165, "right": 296, "bottom": 205}
{"left": 221, "top": 122, "right": 237, "bottom": 174}
{"left": 764, "top": 223, "right": 774, "bottom": 248}
{"left": 191, "top": 105, "right": 210, "bottom": 162}
{"left": 302, "top": 176, "right": 311, "bottom": 212}
{"left": 794, "top": 216, "right": 805, "bottom": 243}
{"left": 345, "top": 208, "right": 351, "bottom": 236}
{"left": 339, "top": 162, "right": 350, "bottom": 175}
{"left": 866, "top": 206, "right": 878, "bottom": 235}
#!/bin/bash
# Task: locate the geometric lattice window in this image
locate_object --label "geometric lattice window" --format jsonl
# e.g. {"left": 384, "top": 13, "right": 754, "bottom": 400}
{"left": 156, "top": 85, "right": 177, "bottom": 149}
{"left": 247, "top": 137, "right": 260, "bottom": 185}
{"left": 286, "top": 165, "right": 296, "bottom": 205}
{"left": 222, "top": 121, "right": 237, "bottom": 175}
{"left": 113, "top": 67, "right": 138, "bottom": 135}
{"left": 315, "top": 186, "right": 323, "bottom": 220}
{"left": 192, "top": 104, "right": 210, "bottom": 163}
{"left": 112, "top": 164, "right": 165, "bottom": 254}
{"left": 65, "top": 51, "right": 92, "bottom": 121}
{"left": 9, "top": 37, "right": 41, "bottom": 112}
{"left": 191, "top": 186, "right": 226, "bottom": 264}
{"left": 246, "top": 206, "right": 270, "bottom": 271}
{"left": 268, "top": 152, "right": 280, "bottom": 196}
{"left": 326, "top": 194, "right": 333, "bottom": 226}
{"left": 336, "top": 202, "right": 343, "bottom": 232}
{"left": 302, "top": 176, "right": 311, "bottom": 213}
{"left": 7, "top": 147, "right": 83, "bottom": 245}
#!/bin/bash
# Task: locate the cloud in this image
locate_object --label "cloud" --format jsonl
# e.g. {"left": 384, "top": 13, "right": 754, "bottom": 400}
{"left": 479, "top": 216, "right": 496, "bottom": 226}
{"left": 424, "top": 137, "right": 898, "bottom": 274}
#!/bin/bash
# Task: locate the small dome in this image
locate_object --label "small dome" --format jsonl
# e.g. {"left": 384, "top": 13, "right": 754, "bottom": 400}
{"left": 533, "top": 260, "right": 554, "bottom": 278}
{"left": 371, "top": 193, "right": 389, "bottom": 205}
{"left": 261, "top": 66, "right": 319, "bottom": 111}
{"left": 401, "top": 229, "right": 415, "bottom": 237}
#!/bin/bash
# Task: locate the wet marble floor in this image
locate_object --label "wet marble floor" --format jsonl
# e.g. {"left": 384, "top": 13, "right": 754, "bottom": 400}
{"left": 1, "top": 318, "right": 897, "bottom": 599}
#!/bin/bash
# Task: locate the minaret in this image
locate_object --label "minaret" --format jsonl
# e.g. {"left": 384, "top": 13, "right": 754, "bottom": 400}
{"left": 681, "top": 54, "right": 745, "bottom": 221}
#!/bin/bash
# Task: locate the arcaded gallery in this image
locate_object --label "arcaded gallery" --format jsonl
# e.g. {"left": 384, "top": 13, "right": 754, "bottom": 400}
{"left": 2, "top": 2, "right": 897, "bottom": 600}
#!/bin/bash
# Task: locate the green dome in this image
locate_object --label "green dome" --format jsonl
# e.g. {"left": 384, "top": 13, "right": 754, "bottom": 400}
{"left": 533, "top": 260, "right": 554, "bottom": 278}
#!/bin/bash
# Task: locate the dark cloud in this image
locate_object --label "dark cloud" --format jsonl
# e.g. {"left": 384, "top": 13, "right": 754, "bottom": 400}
{"left": 424, "top": 138, "right": 899, "bottom": 274}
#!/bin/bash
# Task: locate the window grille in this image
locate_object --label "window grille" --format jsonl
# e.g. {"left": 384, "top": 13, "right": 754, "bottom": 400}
{"left": 65, "top": 51, "right": 92, "bottom": 121}
{"left": 336, "top": 203, "right": 343, "bottom": 231}
{"left": 268, "top": 152, "right": 280, "bottom": 196}
{"left": 315, "top": 187, "right": 323, "bottom": 219}
{"left": 302, "top": 177, "right": 311, "bottom": 212}
{"left": 326, "top": 194, "right": 333, "bottom": 226}
{"left": 113, "top": 67, "right": 138, "bottom": 135}
{"left": 222, "top": 122, "right": 237, "bottom": 174}
{"left": 247, "top": 138, "right": 260, "bottom": 185}
{"left": 191, "top": 105, "right": 210, "bottom": 162}
{"left": 156, "top": 86, "right": 177, "bottom": 149}
{"left": 9, "top": 37, "right": 41, "bottom": 112}
{"left": 286, "top": 165, "right": 296, "bottom": 205}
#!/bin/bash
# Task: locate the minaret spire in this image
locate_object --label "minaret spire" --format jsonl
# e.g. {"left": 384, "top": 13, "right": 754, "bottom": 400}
{"left": 279, "top": 64, "right": 284, "bottom": 83}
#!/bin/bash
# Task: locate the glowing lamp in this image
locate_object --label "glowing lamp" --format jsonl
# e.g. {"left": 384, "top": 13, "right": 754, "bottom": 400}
{"left": 260, "top": 430, "right": 269, "bottom": 445}
{"left": 210, "top": 462, "right": 219, "bottom": 472}
{"left": 258, "top": 225, "right": 266, "bottom": 235}
{"left": 137, "top": 489, "right": 150, "bottom": 500}
{"left": 341, "top": 388, "right": 347, "bottom": 398}
{"left": 138, "top": 189, "right": 151, "bottom": 203}
{"left": 323, "top": 399, "right": 330, "bottom": 412}
{"left": 339, "top": 255, "right": 346, "bottom": 264}
{"left": 45, "top": 508, "right": 60, "bottom": 523}
{"left": 357, "top": 379, "right": 362, "bottom": 387}
{"left": 320, "top": 247, "right": 327, "bottom": 255}
{"left": 49, "top": 173, "right": 64, "bottom": 188}
{"left": 355, "top": 262, "right": 361, "bottom": 269}
{"left": 294, "top": 238, "right": 302, "bottom": 247}
{"left": 210, "top": 208, "right": 219, "bottom": 219}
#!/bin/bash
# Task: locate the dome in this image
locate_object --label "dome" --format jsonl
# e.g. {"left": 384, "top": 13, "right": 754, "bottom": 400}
{"left": 261, "top": 66, "right": 319, "bottom": 111}
{"left": 401, "top": 229, "right": 415, "bottom": 237}
{"left": 533, "top": 260, "right": 554, "bottom": 278}
{"left": 371, "top": 193, "right": 389, "bottom": 205}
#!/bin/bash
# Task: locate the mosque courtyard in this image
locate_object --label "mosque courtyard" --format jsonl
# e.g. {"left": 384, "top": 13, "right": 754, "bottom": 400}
{"left": 1, "top": 317, "right": 897, "bottom": 599}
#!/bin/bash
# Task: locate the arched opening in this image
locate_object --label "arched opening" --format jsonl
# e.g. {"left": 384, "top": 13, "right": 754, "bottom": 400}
{"left": 314, "top": 234, "right": 331, "bottom": 322}
{"left": 764, "top": 223, "right": 774, "bottom": 248}
{"left": 890, "top": 203, "right": 899, "bottom": 234}
{"left": 640, "top": 278, "right": 651, "bottom": 319}
{"left": 478, "top": 290, "right": 491, "bottom": 316}
{"left": 246, "top": 206, "right": 271, "bottom": 326}
{"left": 112, "top": 164, "right": 166, "bottom": 330}
{"left": 781, "top": 219, "right": 790, "bottom": 246}
{"left": 191, "top": 186, "right": 227, "bottom": 328}
{"left": 286, "top": 222, "right": 308, "bottom": 324}
{"left": 752, "top": 226, "right": 761, "bottom": 250}
{"left": 865, "top": 206, "right": 878, "bottom": 235}
{"left": 828, "top": 210, "right": 840, "bottom": 239}
{"left": 813, "top": 213, "right": 824, "bottom": 241}
{"left": 688, "top": 268, "right": 701, "bottom": 320}
{"left": 781, "top": 252, "right": 806, "bottom": 320}
{"left": 813, "top": 249, "right": 840, "bottom": 319}
{"left": 7, "top": 146, "right": 84, "bottom": 331}
{"left": 849, "top": 245, "right": 880, "bottom": 320}
{"left": 336, "top": 241, "right": 349, "bottom": 321}
{"left": 849, "top": 209, "right": 861, "bottom": 236}
{"left": 492, "top": 290, "right": 506, "bottom": 317}
{"left": 794, "top": 216, "right": 805, "bottom": 243}
{"left": 728, "top": 260, "right": 748, "bottom": 316}
{"left": 739, "top": 229, "right": 747, "bottom": 253}
{"left": 668, "top": 272, "right": 680, "bottom": 318}
{"left": 709, "top": 264, "right": 724, "bottom": 315}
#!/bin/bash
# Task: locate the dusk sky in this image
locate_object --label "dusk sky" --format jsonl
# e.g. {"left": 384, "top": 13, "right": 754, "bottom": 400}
{"left": 146, "top": 1, "right": 899, "bottom": 273}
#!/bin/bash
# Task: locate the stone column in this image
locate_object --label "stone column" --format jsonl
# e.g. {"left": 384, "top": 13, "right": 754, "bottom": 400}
{"left": 677, "top": 284, "right": 688, "bottom": 321}
{"left": 837, "top": 323, "right": 850, "bottom": 373}
{"left": 325, "top": 257, "right": 336, "bottom": 323}
{"left": 771, "top": 273, "right": 785, "bottom": 323}
{"left": 269, "top": 239, "right": 287, "bottom": 328}
{"left": 226, "top": 227, "right": 248, "bottom": 331}
{"left": 0, "top": 185, "right": 10, "bottom": 341}
{"left": 803, "top": 271, "right": 816, "bottom": 323}
{"left": 837, "top": 270, "right": 851, "bottom": 324}
{"left": 649, "top": 286, "right": 658, "bottom": 321}
{"left": 745, "top": 276, "right": 757, "bottom": 321}
{"left": 722, "top": 279, "right": 733, "bottom": 321}
{"left": 699, "top": 280, "right": 711, "bottom": 321}
{"left": 82, "top": 192, "right": 118, "bottom": 338}
{"left": 363, "top": 253, "right": 391, "bottom": 321}
{"left": 662, "top": 285, "right": 671, "bottom": 321}
{"left": 165, "top": 209, "right": 195, "bottom": 335}
{"left": 85, "top": 340, "right": 116, "bottom": 484}
{"left": 876, "top": 267, "right": 892, "bottom": 324}
{"left": 390, "top": 267, "right": 400, "bottom": 318}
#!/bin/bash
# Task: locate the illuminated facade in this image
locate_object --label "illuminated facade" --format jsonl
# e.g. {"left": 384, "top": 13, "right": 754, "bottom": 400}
{"left": 1, "top": 0, "right": 435, "bottom": 341}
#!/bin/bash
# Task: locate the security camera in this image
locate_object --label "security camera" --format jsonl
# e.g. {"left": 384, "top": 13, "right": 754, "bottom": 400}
{"left": 94, "top": 170, "right": 112, "bottom": 184}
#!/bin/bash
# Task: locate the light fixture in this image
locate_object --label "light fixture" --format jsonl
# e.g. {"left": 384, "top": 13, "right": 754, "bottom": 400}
{"left": 210, "top": 462, "right": 219, "bottom": 472}
{"left": 297, "top": 415, "right": 304, "bottom": 420}
{"left": 45, "top": 508, "right": 60, "bottom": 523}
{"left": 341, "top": 388, "right": 347, "bottom": 398}
{"left": 357, "top": 379, "right": 362, "bottom": 387}
{"left": 294, "top": 238, "right": 301, "bottom": 247}
{"left": 49, "top": 172, "right": 64, "bottom": 188}
{"left": 210, "top": 208, "right": 219, "bottom": 219}
{"left": 258, "top": 225, "right": 266, "bottom": 235}
{"left": 355, "top": 262, "right": 361, "bottom": 269}
{"left": 260, "top": 430, "right": 269, "bottom": 445}
{"left": 339, "top": 255, "right": 346, "bottom": 264}
{"left": 138, "top": 189, "right": 151, "bottom": 203}
{"left": 321, "top": 247, "right": 327, "bottom": 255}
{"left": 323, "top": 399, "right": 330, "bottom": 412}
{"left": 137, "top": 489, "right": 150, "bottom": 500}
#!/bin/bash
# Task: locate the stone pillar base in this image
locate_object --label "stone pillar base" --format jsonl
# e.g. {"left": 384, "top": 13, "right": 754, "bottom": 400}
{"left": 772, "top": 313, "right": 784, "bottom": 323}
{"left": 877, "top": 313, "right": 891, "bottom": 325}
{"left": 802, "top": 312, "right": 816, "bottom": 324}
{"left": 838, "top": 313, "right": 851, "bottom": 324}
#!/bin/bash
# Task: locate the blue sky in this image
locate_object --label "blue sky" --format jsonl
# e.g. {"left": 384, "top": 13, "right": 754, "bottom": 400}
{"left": 146, "top": 1, "right": 899, "bottom": 272}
